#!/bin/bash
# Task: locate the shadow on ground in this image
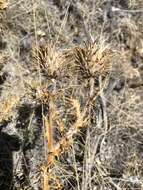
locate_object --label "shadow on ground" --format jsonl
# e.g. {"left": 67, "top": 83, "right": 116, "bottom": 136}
{"left": 0, "top": 132, "right": 21, "bottom": 190}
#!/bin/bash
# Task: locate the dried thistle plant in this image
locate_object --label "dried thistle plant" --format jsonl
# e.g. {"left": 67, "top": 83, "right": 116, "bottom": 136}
{"left": 34, "top": 41, "right": 114, "bottom": 189}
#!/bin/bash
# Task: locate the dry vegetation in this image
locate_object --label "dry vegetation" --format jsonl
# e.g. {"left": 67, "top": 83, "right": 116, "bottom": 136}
{"left": 0, "top": 0, "right": 143, "bottom": 190}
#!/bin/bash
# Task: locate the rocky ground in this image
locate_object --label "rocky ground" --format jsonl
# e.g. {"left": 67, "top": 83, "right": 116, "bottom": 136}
{"left": 0, "top": 0, "right": 143, "bottom": 189}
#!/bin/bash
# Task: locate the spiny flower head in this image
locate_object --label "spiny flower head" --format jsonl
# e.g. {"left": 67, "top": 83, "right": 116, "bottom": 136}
{"left": 73, "top": 42, "right": 113, "bottom": 81}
